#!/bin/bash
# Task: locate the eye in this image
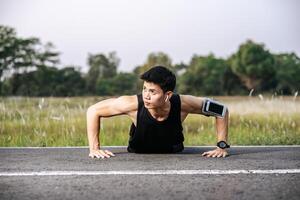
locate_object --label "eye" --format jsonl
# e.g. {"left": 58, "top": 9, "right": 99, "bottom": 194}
{"left": 149, "top": 90, "right": 156, "bottom": 94}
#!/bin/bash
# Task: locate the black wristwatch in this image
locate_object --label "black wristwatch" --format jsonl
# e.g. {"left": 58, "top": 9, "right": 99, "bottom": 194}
{"left": 217, "top": 141, "right": 230, "bottom": 149}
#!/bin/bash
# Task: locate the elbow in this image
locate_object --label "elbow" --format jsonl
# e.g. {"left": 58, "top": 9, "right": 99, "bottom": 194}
{"left": 86, "top": 105, "right": 98, "bottom": 118}
{"left": 225, "top": 107, "right": 229, "bottom": 119}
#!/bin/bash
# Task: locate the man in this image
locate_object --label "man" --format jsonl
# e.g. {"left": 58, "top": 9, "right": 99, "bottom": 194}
{"left": 87, "top": 66, "right": 229, "bottom": 159}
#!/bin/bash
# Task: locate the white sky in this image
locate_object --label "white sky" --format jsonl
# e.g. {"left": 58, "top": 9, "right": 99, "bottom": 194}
{"left": 0, "top": 0, "right": 299, "bottom": 72}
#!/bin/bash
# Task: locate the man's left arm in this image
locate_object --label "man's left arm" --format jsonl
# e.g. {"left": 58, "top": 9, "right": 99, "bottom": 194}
{"left": 180, "top": 95, "right": 230, "bottom": 158}
{"left": 201, "top": 108, "right": 229, "bottom": 158}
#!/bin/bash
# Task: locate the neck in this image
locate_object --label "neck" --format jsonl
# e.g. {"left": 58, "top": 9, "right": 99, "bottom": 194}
{"left": 148, "top": 101, "right": 171, "bottom": 120}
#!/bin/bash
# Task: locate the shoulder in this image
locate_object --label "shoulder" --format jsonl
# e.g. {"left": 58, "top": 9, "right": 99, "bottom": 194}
{"left": 112, "top": 95, "right": 138, "bottom": 113}
{"left": 88, "top": 95, "right": 138, "bottom": 117}
{"left": 179, "top": 94, "right": 205, "bottom": 114}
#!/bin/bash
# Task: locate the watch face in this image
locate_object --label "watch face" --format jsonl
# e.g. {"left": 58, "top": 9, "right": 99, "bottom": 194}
{"left": 219, "top": 142, "right": 226, "bottom": 148}
{"left": 218, "top": 141, "right": 229, "bottom": 149}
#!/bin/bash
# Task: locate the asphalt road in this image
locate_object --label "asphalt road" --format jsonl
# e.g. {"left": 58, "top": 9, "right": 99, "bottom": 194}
{"left": 0, "top": 146, "right": 299, "bottom": 200}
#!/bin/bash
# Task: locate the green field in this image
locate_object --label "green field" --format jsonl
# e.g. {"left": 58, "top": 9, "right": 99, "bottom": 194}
{"left": 0, "top": 96, "right": 299, "bottom": 147}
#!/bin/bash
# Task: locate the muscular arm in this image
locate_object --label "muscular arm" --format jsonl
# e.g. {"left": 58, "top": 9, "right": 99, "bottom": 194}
{"left": 180, "top": 95, "right": 229, "bottom": 157}
{"left": 86, "top": 95, "right": 137, "bottom": 158}
{"left": 180, "top": 95, "right": 205, "bottom": 115}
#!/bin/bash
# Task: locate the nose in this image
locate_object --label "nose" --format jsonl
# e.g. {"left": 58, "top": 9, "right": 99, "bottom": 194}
{"left": 143, "top": 90, "right": 150, "bottom": 100}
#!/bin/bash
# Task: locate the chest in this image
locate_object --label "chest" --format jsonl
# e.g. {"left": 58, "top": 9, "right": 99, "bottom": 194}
{"left": 128, "top": 110, "right": 188, "bottom": 126}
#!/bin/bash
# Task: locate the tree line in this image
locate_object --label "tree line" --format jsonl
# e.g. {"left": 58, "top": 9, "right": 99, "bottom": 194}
{"left": 0, "top": 25, "right": 299, "bottom": 96}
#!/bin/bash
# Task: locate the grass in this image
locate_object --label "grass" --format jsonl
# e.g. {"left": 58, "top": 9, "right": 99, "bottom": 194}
{"left": 0, "top": 95, "right": 299, "bottom": 147}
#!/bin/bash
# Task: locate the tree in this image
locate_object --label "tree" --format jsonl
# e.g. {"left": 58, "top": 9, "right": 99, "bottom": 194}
{"left": 229, "top": 40, "right": 275, "bottom": 91}
{"left": 178, "top": 54, "right": 229, "bottom": 95}
{"left": 0, "top": 25, "right": 59, "bottom": 76}
{"left": 133, "top": 52, "right": 173, "bottom": 75}
{"left": 86, "top": 52, "right": 119, "bottom": 94}
{"left": 0, "top": 25, "right": 59, "bottom": 95}
{"left": 54, "top": 66, "right": 86, "bottom": 96}
{"left": 5, "top": 66, "right": 85, "bottom": 96}
{"left": 274, "top": 53, "right": 300, "bottom": 94}
{"left": 96, "top": 72, "right": 138, "bottom": 96}
{"left": 223, "top": 61, "right": 248, "bottom": 95}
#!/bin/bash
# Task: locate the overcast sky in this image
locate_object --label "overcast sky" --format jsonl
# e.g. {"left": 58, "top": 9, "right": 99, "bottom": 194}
{"left": 1, "top": 0, "right": 299, "bottom": 72}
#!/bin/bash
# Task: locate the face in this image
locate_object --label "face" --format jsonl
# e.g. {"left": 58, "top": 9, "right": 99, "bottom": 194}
{"left": 142, "top": 81, "right": 171, "bottom": 109}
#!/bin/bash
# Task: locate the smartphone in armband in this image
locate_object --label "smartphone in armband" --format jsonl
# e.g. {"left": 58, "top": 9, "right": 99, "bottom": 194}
{"left": 202, "top": 98, "right": 226, "bottom": 118}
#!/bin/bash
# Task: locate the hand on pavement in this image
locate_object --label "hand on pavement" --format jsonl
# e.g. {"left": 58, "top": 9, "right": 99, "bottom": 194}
{"left": 89, "top": 149, "right": 115, "bottom": 159}
{"left": 202, "top": 148, "right": 229, "bottom": 158}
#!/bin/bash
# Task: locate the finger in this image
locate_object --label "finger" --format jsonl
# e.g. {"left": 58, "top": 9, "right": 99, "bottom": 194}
{"left": 102, "top": 152, "right": 112, "bottom": 158}
{"left": 93, "top": 151, "right": 105, "bottom": 159}
{"left": 104, "top": 153, "right": 110, "bottom": 158}
{"left": 217, "top": 153, "right": 223, "bottom": 158}
{"left": 208, "top": 151, "right": 217, "bottom": 157}
{"left": 96, "top": 153, "right": 104, "bottom": 159}
{"left": 89, "top": 150, "right": 107, "bottom": 159}
{"left": 89, "top": 153, "right": 100, "bottom": 159}
{"left": 204, "top": 152, "right": 211, "bottom": 157}
{"left": 99, "top": 150, "right": 110, "bottom": 158}
{"left": 89, "top": 154, "right": 95, "bottom": 158}
{"left": 104, "top": 150, "right": 115, "bottom": 156}
{"left": 202, "top": 151, "right": 210, "bottom": 156}
{"left": 212, "top": 152, "right": 219, "bottom": 158}
{"left": 202, "top": 150, "right": 213, "bottom": 156}
{"left": 206, "top": 152, "right": 213, "bottom": 157}
{"left": 100, "top": 153, "right": 110, "bottom": 158}
{"left": 212, "top": 151, "right": 221, "bottom": 157}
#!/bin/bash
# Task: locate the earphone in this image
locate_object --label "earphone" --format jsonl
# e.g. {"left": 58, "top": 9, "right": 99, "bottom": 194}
{"left": 165, "top": 96, "right": 169, "bottom": 102}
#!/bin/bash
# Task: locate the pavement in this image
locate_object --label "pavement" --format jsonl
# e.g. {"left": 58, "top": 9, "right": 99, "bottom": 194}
{"left": 0, "top": 146, "right": 300, "bottom": 200}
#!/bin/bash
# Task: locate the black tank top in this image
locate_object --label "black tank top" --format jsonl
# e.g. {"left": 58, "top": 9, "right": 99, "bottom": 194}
{"left": 127, "top": 94, "right": 184, "bottom": 153}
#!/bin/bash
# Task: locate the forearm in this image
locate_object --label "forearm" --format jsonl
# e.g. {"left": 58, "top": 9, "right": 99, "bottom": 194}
{"left": 86, "top": 108, "right": 101, "bottom": 151}
{"left": 215, "top": 109, "right": 229, "bottom": 142}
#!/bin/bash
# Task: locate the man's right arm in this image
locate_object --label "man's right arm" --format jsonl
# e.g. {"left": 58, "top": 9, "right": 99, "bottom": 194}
{"left": 86, "top": 95, "right": 137, "bottom": 158}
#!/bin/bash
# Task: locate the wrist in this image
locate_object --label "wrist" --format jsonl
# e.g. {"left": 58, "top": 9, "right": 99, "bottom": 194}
{"left": 89, "top": 144, "right": 100, "bottom": 151}
{"left": 217, "top": 141, "right": 230, "bottom": 149}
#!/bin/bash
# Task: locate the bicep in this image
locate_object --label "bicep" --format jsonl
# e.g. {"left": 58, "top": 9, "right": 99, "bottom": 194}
{"left": 180, "top": 95, "right": 205, "bottom": 115}
{"left": 88, "top": 95, "right": 137, "bottom": 118}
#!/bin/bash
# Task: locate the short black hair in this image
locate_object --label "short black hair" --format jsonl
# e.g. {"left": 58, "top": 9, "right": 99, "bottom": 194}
{"left": 140, "top": 66, "right": 176, "bottom": 93}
